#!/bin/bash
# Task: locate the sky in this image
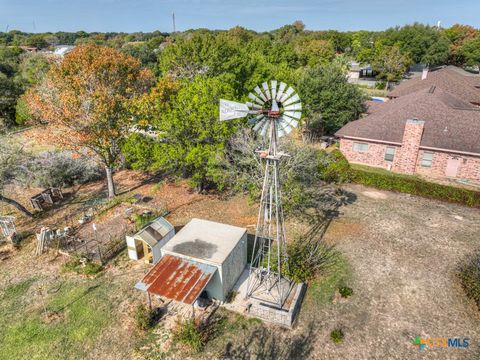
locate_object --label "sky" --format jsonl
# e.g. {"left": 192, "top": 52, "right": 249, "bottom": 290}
{"left": 1, "top": 0, "right": 479, "bottom": 33}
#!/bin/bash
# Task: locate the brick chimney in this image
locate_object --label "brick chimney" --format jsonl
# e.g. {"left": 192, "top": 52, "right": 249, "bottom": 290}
{"left": 393, "top": 118, "right": 425, "bottom": 174}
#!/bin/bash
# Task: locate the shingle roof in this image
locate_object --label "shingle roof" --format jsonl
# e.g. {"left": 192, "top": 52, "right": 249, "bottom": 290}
{"left": 336, "top": 87, "right": 480, "bottom": 155}
{"left": 389, "top": 66, "right": 480, "bottom": 104}
{"left": 365, "top": 100, "right": 386, "bottom": 114}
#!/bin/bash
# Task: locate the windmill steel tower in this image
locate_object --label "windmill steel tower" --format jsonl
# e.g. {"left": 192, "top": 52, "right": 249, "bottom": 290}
{"left": 219, "top": 80, "right": 302, "bottom": 308}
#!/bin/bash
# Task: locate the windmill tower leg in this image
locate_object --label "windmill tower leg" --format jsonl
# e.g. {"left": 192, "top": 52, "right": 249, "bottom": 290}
{"left": 246, "top": 120, "right": 291, "bottom": 308}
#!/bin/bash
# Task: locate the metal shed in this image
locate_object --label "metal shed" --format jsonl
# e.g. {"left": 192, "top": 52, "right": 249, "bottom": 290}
{"left": 137, "top": 218, "right": 247, "bottom": 304}
{"left": 126, "top": 217, "right": 175, "bottom": 264}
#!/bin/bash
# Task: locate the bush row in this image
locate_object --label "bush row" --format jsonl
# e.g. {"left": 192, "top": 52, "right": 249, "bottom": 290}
{"left": 457, "top": 252, "right": 480, "bottom": 310}
{"left": 350, "top": 167, "right": 480, "bottom": 207}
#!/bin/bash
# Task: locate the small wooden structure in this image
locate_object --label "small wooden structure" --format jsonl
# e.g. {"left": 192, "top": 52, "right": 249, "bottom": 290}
{"left": 0, "top": 216, "right": 16, "bottom": 242}
{"left": 35, "top": 227, "right": 57, "bottom": 256}
{"left": 30, "top": 188, "right": 63, "bottom": 211}
{"left": 126, "top": 217, "right": 175, "bottom": 264}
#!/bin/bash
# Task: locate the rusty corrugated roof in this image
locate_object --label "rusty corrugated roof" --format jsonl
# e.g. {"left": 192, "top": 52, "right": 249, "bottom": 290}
{"left": 141, "top": 255, "right": 216, "bottom": 305}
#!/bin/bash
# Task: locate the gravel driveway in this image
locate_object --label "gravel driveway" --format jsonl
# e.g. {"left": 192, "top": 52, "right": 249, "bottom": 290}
{"left": 299, "top": 184, "right": 480, "bottom": 359}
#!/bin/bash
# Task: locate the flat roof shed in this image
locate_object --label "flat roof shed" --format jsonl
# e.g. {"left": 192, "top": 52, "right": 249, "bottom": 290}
{"left": 136, "top": 218, "right": 248, "bottom": 304}
{"left": 161, "top": 218, "right": 247, "bottom": 266}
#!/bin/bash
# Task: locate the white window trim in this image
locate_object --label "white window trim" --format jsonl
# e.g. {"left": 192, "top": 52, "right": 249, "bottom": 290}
{"left": 353, "top": 142, "right": 369, "bottom": 153}
{"left": 421, "top": 152, "right": 434, "bottom": 168}
{"left": 384, "top": 147, "right": 395, "bottom": 162}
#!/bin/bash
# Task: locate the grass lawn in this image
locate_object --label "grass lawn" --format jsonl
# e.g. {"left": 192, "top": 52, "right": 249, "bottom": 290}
{"left": 306, "top": 252, "right": 351, "bottom": 307}
{"left": 0, "top": 276, "right": 116, "bottom": 360}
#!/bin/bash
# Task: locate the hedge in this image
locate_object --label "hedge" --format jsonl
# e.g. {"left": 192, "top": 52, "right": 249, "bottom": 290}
{"left": 351, "top": 167, "right": 480, "bottom": 208}
{"left": 458, "top": 252, "right": 480, "bottom": 310}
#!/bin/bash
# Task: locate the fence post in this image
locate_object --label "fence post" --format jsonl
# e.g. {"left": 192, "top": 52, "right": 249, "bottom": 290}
{"left": 98, "top": 244, "right": 104, "bottom": 265}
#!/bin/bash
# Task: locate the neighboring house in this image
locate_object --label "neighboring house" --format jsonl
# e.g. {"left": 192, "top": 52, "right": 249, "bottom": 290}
{"left": 389, "top": 66, "right": 480, "bottom": 106}
{"left": 336, "top": 87, "right": 480, "bottom": 182}
{"left": 347, "top": 61, "right": 377, "bottom": 87}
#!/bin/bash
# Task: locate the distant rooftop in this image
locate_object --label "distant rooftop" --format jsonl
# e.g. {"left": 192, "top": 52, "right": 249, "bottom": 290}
{"left": 389, "top": 66, "right": 480, "bottom": 104}
{"left": 162, "top": 218, "right": 247, "bottom": 265}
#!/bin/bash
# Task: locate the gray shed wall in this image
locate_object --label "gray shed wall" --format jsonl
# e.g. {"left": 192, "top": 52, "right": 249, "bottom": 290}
{"left": 204, "top": 269, "right": 223, "bottom": 301}
{"left": 220, "top": 232, "right": 248, "bottom": 300}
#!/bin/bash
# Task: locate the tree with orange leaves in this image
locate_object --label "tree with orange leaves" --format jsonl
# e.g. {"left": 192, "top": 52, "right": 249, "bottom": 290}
{"left": 26, "top": 45, "right": 153, "bottom": 197}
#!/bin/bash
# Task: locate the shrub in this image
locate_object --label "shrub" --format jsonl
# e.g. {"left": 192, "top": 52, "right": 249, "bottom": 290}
{"left": 133, "top": 304, "right": 154, "bottom": 331}
{"left": 318, "top": 149, "right": 352, "bottom": 183}
{"left": 133, "top": 212, "right": 158, "bottom": 231}
{"left": 62, "top": 256, "right": 103, "bottom": 276}
{"left": 458, "top": 252, "right": 480, "bottom": 309}
{"left": 225, "top": 130, "right": 325, "bottom": 214}
{"left": 173, "top": 318, "right": 205, "bottom": 353}
{"left": 339, "top": 286, "right": 353, "bottom": 298}
{"left": 23, "top": 151, "right": 103, "bottom": 188}
{"left": 330, "top": 328, "right": 344, "bottom": 344}
{"left": 351, "top": 167, "right": 480, "bottom": 207}
{"left": 375, "top": 80, "right": 387, "bottom": 90}
{"left": 267, "top": 238, "right": 336, "bottom": 284}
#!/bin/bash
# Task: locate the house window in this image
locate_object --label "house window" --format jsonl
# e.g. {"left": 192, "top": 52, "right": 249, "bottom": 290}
{"left": 421, "top": 152, "right": 434, "bottom": 167}
{"left": 384, "top": 147, "right": 396, "bottom": 162}
{"left": 352, "top": 142, "right": 369, "bottom": 152}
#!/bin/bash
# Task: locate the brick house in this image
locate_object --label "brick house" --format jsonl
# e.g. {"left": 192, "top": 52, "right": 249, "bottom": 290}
{"left": 335, "top": 86, "right": 480, "bottom": 183}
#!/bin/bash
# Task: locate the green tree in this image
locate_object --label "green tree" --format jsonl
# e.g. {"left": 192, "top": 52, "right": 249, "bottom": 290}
{"left": 0, "top": 46, "right": 23, "bottom": 128}
{"left": 125, "top": 76, "right": 237, "bottom": 192}
{"left": 372, "top": 45, "right": 410, "bottom": 89}
{"left": 295, "top": 39, "right": 336, "bottom": 67}
{"left": 382, "top": 23, "right": 450, "bottom": 64}
{"left": 421, "top": 37, "right": 450, "bottom": 66}
{"left": 18, "top": 53, "right": 50, "bottom": 86}
{"left": 25, "top": 34, "right": 48, "bottom": 49}
{"left": 458, "top": 36, "right": 480, "bottom": 69}
{"left": 298, "top": 62, "right": 366, "bottom": 139}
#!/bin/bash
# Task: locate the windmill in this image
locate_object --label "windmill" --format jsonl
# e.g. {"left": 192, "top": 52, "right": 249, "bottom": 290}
{"left": 219, "top": 80, "right": 302, "bottom": 308}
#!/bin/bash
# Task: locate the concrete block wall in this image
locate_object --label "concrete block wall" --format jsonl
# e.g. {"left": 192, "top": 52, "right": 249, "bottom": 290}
{"left": 248, "top": 283, "right": 306, "bottom": 328}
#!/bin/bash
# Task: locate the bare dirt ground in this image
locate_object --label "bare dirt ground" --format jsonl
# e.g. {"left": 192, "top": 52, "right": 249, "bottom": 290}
{"left": 1, "top": 172, "right": 479, "bottom": 359}
{"left": 295, "top": 184, "right": 480, "bottom": 359}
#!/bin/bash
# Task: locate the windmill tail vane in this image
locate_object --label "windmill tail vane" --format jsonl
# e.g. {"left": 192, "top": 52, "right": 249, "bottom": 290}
{"left": 219, "top": 80, "right": 302, "bottom": 308}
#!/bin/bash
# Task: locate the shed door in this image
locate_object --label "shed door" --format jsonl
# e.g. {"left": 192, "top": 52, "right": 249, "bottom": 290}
{"left": 445, "top": 158, "right": 461, "bottom": 177}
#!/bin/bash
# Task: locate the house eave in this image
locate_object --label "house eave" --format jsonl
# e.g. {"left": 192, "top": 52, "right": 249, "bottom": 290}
{"left": 419, "top": 146, "right": 480, "bottom": 157}
{"left": 339, "top": 135, "right": 402, "bottom": 146}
